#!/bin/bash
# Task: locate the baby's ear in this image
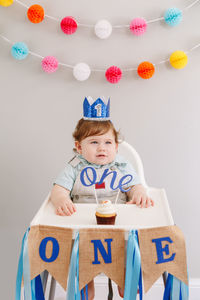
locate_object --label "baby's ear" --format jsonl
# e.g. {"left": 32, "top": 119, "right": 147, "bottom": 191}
{"left": 115, "top": 143, "right": 119, "bottom": 152}
{"left": 75, "top": 141, "right": 82, "bottom": 154}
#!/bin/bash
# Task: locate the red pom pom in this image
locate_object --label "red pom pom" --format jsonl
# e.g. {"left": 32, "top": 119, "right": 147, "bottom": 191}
{"left": 105, "top": 66, "right": 122, "bottom": 84}
{"left": 60, "top": 17, "right": 78, "bottom": 34}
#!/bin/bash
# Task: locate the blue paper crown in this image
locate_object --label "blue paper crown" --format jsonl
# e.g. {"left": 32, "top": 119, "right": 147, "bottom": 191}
{"left": 83, "top": 96, "right": 110, "bottom": 121}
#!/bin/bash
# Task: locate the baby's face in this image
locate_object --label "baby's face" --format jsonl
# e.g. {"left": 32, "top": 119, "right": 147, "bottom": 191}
{"left": 75, "top": 129, "right": 118, "bottom": 165}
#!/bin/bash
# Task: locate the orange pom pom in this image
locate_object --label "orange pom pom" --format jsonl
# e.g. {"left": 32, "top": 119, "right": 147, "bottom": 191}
{"left": 27, "top": 4, "right": 44, "bottom": 24}
{"left": 137, "top": 61, "right": 155, "bottom": 79}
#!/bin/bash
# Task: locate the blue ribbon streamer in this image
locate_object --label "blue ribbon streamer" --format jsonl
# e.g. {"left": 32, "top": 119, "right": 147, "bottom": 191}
{"left": 180, "top": 280, "right": 189, "bottom": 300}
{"left": 31, "top": 278, "right": 36, "bottom": 300}
{"left": 163, "top": 273, "right": 173, "bottom": 300}
{"left": 30, "top": 274, "right": 44, "bottom": 300}
{"left": 136, "top": 231, "right": 143, "bottom": 300}
{"left": 123, "top": 230, "right": 142, "bottom": 300}
{"left": 23, "top": 228, "right": 32, "bottom": 299}
{"left": 66, "top": 232, "right": 81, "bottom": 300}
{"left": 138, "top": 267, "right": 143, "bottom": 300}
{"left": 35, "top": 275, "right": 45, "bottom": 300}
{"left": 15, "top": 228, "right": 30, "bottom": 300}
{"left": 15, "top": 228, "right": 45, "bottom": 300}
{"left": 15, "top": 229, "right": 27, "bottom": 300}
{"left": 81, "top": 289, "right": 85, "bottom": 300}
{"left": 163, "top": 273, "right": 189, "bottom": 300}
{"left": 85, "top": 284, "right": 88, "bottom": 300}
{"left": 80, "top": 285, "right": 88, "bottom": 300}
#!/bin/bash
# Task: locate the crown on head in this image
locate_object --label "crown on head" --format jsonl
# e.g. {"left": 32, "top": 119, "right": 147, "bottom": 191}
{"left": 83, "top": 96, "right": 110, "bottom": 121}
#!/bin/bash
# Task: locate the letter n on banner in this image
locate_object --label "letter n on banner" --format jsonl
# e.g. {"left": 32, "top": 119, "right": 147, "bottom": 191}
{"left": 79, "top": 229, "right": 125, "bottom": 291}
{"left": 28, "top": 225, "right": 73, "bottom": 290}
{"left": 138, "top": 225, "right": 188, "bottom": 293}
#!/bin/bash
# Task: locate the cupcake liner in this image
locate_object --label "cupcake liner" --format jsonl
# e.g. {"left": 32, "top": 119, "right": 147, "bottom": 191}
{"left": 96, "top": 214, "right": 116, "bottom": 225}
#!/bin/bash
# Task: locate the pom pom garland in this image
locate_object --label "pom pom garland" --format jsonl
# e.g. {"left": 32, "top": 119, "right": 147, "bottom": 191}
{"left": 4, "top": 0, "right": 200, "bottom": 36}
{"left": 11, "top": 42, "right": 29, "bottom": 60}
{"left": 130, "top": 18, "right": 147, "bottom": 36}
{"left": 105, "top": 66, "right": 122, "bottom": 84}
{"left": 3, "top": 0, "right": 200, "bottom": 35}
{"left": 60, "top": 17, "right": 78, "bottom": 34}
{"left": 170, "top": 51, "right": 188, "bottom": 69}
{"left": 27, "top": 5, "right": 44, "bottom": 24}
{"left": 137, "top": 62, "right": 155, "bottom": 79}
{"left": 1, "top": 33, "right": 199, "bottom": 82}
{"left": 0, "top": 0, "right": 13, "bottom": 7}
{"left": 95, "top": 20, "right": 112, "bottom": 39}
{"left": 41, "top": 56, "right": 58, "bottom": 73}
{"left": 164, "top": 8, "right": 183, "bottom": 26}
{"left": 73, "top": 63, "right": 91, "bottom": 81}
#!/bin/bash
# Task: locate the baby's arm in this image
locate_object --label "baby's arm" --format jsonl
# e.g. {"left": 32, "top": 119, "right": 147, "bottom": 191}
{"left": 50, "top": 184, "right": 76, "bottom": 216}
{"left": 126, "top": 184, "right": 154, "bottom": 208}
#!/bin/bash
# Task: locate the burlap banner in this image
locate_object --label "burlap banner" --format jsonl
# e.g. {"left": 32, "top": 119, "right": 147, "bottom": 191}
{"left": 138, "top": 225, "right": 188, "bottom": 293}
{"left": 79, "top": 228, "right": 125, "bottom": 290}
{"left": 28, "top": 225, "right": 73, "bottom": 290}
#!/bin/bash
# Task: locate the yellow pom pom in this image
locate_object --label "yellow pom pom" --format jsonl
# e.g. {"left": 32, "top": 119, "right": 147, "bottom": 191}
{"left": 0, "top": 0, "right": 13, "bottom": 6}
{"left": 170, "top": 51, "right": 188, "bottom": 69}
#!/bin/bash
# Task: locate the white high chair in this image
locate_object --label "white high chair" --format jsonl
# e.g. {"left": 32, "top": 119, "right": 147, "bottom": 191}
{"left": 118, "top": 141, "right": 147, "bottom": 187}
{"left": 31, "top": 141, "right": 174, "bottom": 300}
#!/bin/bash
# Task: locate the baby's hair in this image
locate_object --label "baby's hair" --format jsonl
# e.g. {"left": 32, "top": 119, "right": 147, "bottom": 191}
{"left": 73, "top": 118, "right": 120, "bottom": 143}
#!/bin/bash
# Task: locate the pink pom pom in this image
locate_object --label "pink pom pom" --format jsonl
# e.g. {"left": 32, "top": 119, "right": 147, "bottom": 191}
{"left": 60, "top": 17, "right": 78, "bottom": 34}
{"left": 42, "top": 56, "right": 58, "bottom": 73}
{"left": 105, "top": 66, "right": 122, "bottom": 84}
{"left": 130, "top": 18, "right": 147, "bottom": 36}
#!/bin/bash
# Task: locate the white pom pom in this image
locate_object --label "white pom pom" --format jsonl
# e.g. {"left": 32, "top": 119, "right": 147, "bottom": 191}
{"left": 73, "top": 63, "right": 91, "bottom": 81}
{"left": 94, "top": 20, "right": 112, "bottom": 39}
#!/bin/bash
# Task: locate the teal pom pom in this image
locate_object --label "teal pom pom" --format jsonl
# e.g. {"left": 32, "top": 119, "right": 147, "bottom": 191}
{"left": 164, "top": 8, "right": 182, "bottom": 26}
{"left": 11, "top": 42, "right": 29, "bottom": 60}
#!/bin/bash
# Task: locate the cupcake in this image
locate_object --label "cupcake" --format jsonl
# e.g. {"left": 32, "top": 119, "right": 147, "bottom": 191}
{"left": 95, "top": 200, "right": 117, "bottom": 225}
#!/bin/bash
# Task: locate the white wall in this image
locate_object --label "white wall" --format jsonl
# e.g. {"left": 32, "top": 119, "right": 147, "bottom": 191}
{"left": 1, "top": 0, "right": 200, "bottom": 298}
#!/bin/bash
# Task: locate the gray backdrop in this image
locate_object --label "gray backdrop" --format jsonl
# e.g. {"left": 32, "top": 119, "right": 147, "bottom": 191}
{"left": 1, "top": 0, "right": 200, "bottom": 298}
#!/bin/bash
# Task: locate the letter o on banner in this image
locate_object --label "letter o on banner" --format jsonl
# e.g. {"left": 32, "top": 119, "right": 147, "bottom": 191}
{"left": 39, "top": 237, "right": 59, "bottom": 262}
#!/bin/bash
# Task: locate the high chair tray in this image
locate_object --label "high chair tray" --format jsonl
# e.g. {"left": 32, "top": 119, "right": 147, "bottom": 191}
{"left": 31, "top": 187, "right": 174, "bottom": 233}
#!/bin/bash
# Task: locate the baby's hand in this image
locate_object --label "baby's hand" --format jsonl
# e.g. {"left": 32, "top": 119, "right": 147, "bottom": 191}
{"left": 55, "top": 198, "right": 76, "bottom": 216}
{"left": 127, "top": 185, "right": 154, "bottom": 208}
{"left": 50, "top": 184, "right": 76, "bottom": 216}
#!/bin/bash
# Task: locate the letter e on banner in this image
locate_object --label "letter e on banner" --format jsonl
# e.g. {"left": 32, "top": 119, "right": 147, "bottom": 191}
{"left": 138, "top": 226, "right": 188, "bottom": 293}
{"left": 152, "top": 237, "right": 176, "bottom": 264}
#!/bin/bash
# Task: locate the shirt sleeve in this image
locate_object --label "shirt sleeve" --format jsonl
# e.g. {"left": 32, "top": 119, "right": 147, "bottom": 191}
{"left": 118, "top": 160, "right": 141, "bottom": 188}
{"left": 54, "top": 163, "right": 77, "bottom": 191}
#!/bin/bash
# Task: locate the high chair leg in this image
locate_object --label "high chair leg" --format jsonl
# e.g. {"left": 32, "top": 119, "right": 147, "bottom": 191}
{"left": 41, "top": 270, "right": 48, "bottom": 294}
{"left": 48, "top": 276, "right": 56, "bottom": 300}
{"left": 108, "top": 278, "right": 113, "bottom": 300}
{"left": 162, "top": 272, "right": 167, "bottom": 286}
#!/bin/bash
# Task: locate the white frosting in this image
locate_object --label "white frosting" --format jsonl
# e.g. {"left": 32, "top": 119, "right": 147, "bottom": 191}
{"left": 96, "top": 200, "right": 116, "bottom": 215}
